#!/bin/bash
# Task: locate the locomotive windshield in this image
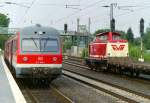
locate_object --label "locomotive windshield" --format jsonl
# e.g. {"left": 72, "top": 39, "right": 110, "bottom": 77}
{"left": 22, "top": 38, "right": 59, "bottom": 52}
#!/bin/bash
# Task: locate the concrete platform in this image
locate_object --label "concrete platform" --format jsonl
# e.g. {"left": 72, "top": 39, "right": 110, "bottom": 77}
{"left": 0, "top": 56, "right": 26, "bottom": 103}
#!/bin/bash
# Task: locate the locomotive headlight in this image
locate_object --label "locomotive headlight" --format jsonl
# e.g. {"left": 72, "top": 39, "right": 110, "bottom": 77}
{"left": 53, "top": 57, "right": 57, "bottom": 62}
{"left": 23, "top": 57, "right": 28, "bottom": 62}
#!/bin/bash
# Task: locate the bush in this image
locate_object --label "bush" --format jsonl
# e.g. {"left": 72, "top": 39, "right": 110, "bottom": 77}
{"left": 143, "top": 52, "right": 150, "bottom": 62}
{"left": 129, "top": 43, "right": 150, "bottom": 62}
{"left": 129, "top": 43, "right": 141, "bottom": 60}
{"left": 81, "top": 48, "right": 88, "bottom": 58}
{"left": 63, "top": 41, "right": 72, "bottom": 53}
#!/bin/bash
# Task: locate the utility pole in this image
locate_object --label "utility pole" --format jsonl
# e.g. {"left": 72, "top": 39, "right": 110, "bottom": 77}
{"left": 110, "top": 3, "right": 115, "bottom": 20}
{"left": 102, "top": 3, "right": 117, "bottom": 32}
{"left": 110, "top": 3, "right": 117, "bottom": 32}
{"left": 139, "top": 18, "right": 144, "bottom": 62}
{"left": 88, "top": 17, "right": 91, "bottom": 34}
{"left": 77, "top": 18, "right": 80, "bottom": 33}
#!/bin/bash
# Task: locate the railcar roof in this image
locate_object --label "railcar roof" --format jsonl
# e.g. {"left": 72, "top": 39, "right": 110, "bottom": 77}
{"left": 20, "top": 25, "right": 60, "bottom": 36}
{"left": 96, "top": 32, "right": 121, "bottom": 36}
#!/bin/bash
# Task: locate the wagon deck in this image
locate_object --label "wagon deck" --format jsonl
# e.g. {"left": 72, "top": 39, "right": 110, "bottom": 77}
{"left": 107, "top": 57, "right": 150, "bottom": 73}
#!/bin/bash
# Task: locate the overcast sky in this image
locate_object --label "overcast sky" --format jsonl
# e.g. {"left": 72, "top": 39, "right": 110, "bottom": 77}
{"left": 0, "top": 0, "right": 150, "bottom": 37}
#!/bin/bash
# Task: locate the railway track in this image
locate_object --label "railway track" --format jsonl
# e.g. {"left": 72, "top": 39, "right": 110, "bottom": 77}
{"left": 64, "top": 60, "right": 150, "bottom": 85}
{"left": 63, "top": 69, "right": 150, "bottom": 103}
{"left": 63, "top": 58, "right": 150, "bottom": 103}
{"left": 3, "top": 53, "right": 73, "bottom": 103}
{"left": 64, "top": 55, "right": 83, "bottom": 64}
{"left": 17, "top": 79, "right": 74, "bottom": 103}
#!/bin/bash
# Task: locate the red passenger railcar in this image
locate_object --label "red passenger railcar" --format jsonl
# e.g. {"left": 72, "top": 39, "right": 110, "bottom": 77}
{"left": 4, "top": 24, "right": 62, "bottom": 82}
{"left": 85, "top": 32, "right": 129, "bottom": 69}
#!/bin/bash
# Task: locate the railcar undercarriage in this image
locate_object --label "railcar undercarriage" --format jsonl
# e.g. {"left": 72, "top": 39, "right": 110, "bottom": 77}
{"left": 85, "top": 57, "right": 144, "bottom": 77}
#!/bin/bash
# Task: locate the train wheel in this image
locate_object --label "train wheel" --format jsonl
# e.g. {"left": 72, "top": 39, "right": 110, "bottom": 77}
{"left": 45, "top": 78, "right": 49, "bottom": 86}
{"left": 119, "top": 69, "right": 123, "bottom": 75}
{"left": 135, "top": 72, "right": 140, "bottom": 77}
{"left": 130, "top": 71, "right": 134, "bottom": 77}
{"left": 32, "top": 78, "right": 37, "bottom": 86}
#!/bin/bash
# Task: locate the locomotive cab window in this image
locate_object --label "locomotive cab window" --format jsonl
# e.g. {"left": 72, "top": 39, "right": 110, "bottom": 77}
{"left": 98, "top": 35, "right": 108, "bottom": 41}
{"left": 112, "top": 35, "right": 121, "bottom": 40}
{"left": 22, "top": 38, "right": 59, "bottom": 52}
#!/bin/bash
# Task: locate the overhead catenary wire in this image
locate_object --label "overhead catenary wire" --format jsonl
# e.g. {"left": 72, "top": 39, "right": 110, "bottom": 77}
{"left": 6, "top": 0, "right": 150, "bottom": 33}
{"left": 91, "top": 2, "right": 150, "bottom": 26}
{"left": 55, "top": 1, "right": 148, "bottom": 33}
{"left": 84, "top": 2, "right": 150, "bottom": 34}
{"left": 115, "top": 5, "right": 150, "bottom": 30}
{"left": 55, "top": 0, "right": 106, "bottom": 23}
{"left": 20, "top": 0, "right": 37, "bottom": 25}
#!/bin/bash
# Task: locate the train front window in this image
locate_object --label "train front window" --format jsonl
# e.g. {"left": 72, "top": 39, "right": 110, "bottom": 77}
{"left": 22, "top": 38, "right": 59, "bottom": 52}
{"left": 22, "top": 38, "right": 40, "bottom": 52}
{"left": 41, "top": 38, "right": 58, "bottom": 52}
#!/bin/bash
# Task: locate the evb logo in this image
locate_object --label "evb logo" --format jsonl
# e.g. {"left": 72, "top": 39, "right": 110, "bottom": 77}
{"left": 111, "top": 45, "right": 125, "bottom": 51}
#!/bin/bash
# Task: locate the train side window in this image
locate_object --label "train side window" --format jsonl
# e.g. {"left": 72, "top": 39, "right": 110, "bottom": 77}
{"left": 5, "top": 44, "right": 7, "bottom": 52}
{"left": 7, "top": 43, "right": 10, "bottom": 54}
{"left": 7, "top": 44, "right": 9, "bottom": 53}
{"left": 13, "top": 40, "right": 17, "bottom": 53}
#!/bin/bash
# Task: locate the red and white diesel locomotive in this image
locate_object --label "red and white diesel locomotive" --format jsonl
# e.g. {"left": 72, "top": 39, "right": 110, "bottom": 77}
{"left": 4, "top": 24, "right": 62, "bottom": 81}
{"left": 85, "top": 32, "right": 129, "bottom": 69}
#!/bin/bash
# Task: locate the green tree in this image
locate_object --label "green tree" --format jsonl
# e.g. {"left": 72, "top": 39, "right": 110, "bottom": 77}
{"left": 143, "top": 27, "right": 150, "bottom": 49}
{"left": 0, "top": 13, "right": 10, "bottom": 27}
{"left": 63, "top": 40, "right": 72, "bottom": 53}
{"left": 126, "top": 27, "right": 134, "bottom": 43}
{"left": 0, "top": 13, "right": 10, "bottom": 50}
{"left": 0, "top": 34, "right": 9, "bottom": 49}
{"left": 134, "top": 37, "right": 141, "bottom": 46}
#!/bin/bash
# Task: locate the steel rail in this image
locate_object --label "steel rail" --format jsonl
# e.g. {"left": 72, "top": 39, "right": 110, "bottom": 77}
{"left": 20, "top": 84, "right": 74, "bottom": 103}
{"left": 21, "top": 84, "right": 74, "bottom": 103}
{"left": 17, "top": 79, "right": 74, "bottom": 103}
{"left": 50, "top": 85, "right": 74, "bottom": 103}
{"left": 25, "top": 88, "right": 39, "bottom": 103}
